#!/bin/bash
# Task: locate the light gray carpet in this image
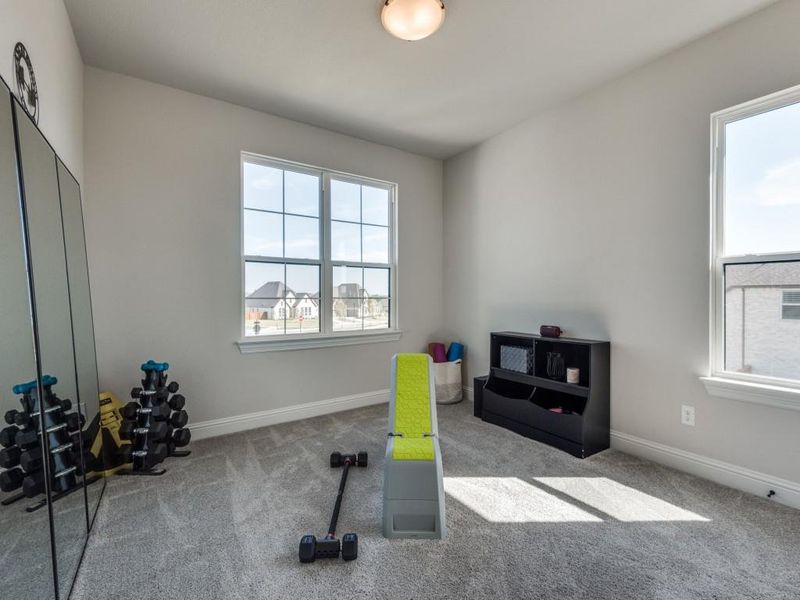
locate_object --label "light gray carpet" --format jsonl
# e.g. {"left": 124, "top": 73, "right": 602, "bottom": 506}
{"left": 0, "top": 476, "right": 90, "bottom": 600}
{"left": 72, "top": 402, "right": 800, "bottom": 599}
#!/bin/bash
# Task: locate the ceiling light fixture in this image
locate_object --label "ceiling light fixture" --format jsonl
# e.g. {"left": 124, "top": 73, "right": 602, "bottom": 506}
{"left": 381, "top": 0, "right": 446, "bottom": 42}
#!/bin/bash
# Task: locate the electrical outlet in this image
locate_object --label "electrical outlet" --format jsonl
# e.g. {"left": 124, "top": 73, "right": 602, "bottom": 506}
{"left": 681, "top": 405, "right": 695, "bottom": 427}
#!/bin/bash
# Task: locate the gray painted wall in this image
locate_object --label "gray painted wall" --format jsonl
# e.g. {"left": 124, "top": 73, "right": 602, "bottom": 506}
{"left": 0, "top": 0, "right": 84, "bottom": 182}
{"left": 83, "top": 67, "right": 443, "bottom": 424}
{"left": 443, "top": 0, "right": 800, "bottom": 483}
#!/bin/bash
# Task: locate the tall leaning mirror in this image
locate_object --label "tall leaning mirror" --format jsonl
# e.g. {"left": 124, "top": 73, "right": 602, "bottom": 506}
{"left": 57, "top": 157, "right": 104, "bottom": 527}
{"left": 14, "top": 99, "right": 87, "bottom": 600}
{"left": 0, "top": 82, "right": 54, "bottom": 599}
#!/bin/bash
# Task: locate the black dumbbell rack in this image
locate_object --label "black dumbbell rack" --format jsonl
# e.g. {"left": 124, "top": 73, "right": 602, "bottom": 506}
{"left": 0, "top": 376, "right": 98, "bottom": 512}
{"left": 117, "top": 360, "right": 191, "bottom": 476}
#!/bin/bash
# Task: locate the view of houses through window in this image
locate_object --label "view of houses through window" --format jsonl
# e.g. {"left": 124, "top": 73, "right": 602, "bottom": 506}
{"left": 717, "top": 96, "right": 800, "bottom": 383}
{"left": 242, "top": 155, "right": 394, "bottom": 337}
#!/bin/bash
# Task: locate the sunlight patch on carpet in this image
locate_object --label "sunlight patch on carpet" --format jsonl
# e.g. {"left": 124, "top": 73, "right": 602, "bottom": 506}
{"left": 534, "top": 477, "right": 710, "bottom": 522}
{"left": 443, "top": 477, "right": 602, "bottom": 522}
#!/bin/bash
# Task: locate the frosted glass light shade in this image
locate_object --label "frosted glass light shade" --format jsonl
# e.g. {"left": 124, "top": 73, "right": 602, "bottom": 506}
{"left": 381, "top": 0, "right": 446, "bottom": 41}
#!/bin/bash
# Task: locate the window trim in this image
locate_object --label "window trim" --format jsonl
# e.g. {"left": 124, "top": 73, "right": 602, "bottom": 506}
{"left": 238, "top": 152, "right": 400, "bottom": 351}
{"left": 704, "top": 84, "right": 800, "bottom": 408}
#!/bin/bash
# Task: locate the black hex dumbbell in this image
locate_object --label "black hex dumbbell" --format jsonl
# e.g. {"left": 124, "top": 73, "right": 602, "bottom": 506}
{"left": 0, "top": 425, "right": 19, "bottom": 448}
{"left": 0, "top": 467, "right": 24, "bottom": 492}
{"left": 168, "top": 394, "right": 185, "bottom": 411}
{"left": 19, "top": 447, "right": 44, "bottom": 472}
{"left": 171, "top": 428, "right": 191, "bottom": 447}
{"left": 22, "top": 470, "right": 45, "bottom": 497}
{"left": 121, "top": 401, "right": 171, "bottom": 421}
{"left": 169, "top": 410, "right": 188, "bottom": 428}
{"left": 5, "top": 409, "right": 22, "bottom": 426}
{"left": 119, "top": 420, "right": 168, "bottom": 441}
{"left": 0, "top": 446, "right": 21, "bottom": 469}
{"left": 20, "top": 447, "right": 75, "bottom": 473}
{"left": 146, "top": 443, "right": 168, "bottom": 468}
{"left": 66, "top": 412, "right": 86, "bottom": 432}
{"left": 167, "top": 381, "right": 179, "bottom": 394}
{"left": 15, "top": 428, "right": 40, "bottom": 448}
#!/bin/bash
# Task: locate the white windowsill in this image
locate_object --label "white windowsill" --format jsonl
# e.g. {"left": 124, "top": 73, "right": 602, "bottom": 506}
{"left": 236, "top": 329, "right": 403, "bottom": 353}
{"left": 700, "top": 376, "right": 800, "bottom": 411}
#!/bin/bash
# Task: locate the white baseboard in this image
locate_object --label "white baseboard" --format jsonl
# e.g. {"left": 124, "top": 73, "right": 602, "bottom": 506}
{"left": 462, "top": 385, "right": 474, "bottom": 402}
{"left": 191, "top": 389, "right": 389, "bottom": 441}
{"left": 611, "top": 430, "right": 800, "bottom": 510}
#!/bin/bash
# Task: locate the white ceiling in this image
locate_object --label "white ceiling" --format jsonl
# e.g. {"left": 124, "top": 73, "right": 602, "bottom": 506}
{"left": 64, "top": 0, "right": 778, "bottom": 159}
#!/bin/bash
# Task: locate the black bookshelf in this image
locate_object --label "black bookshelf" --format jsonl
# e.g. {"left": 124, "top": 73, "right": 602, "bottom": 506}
{"left": 474, "top": 332, "right": 610, "bottom": 458}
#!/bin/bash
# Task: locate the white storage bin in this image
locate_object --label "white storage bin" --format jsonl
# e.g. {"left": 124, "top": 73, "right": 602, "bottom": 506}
{"left": 433, "top": 359, "right": 463, "bottom": 404}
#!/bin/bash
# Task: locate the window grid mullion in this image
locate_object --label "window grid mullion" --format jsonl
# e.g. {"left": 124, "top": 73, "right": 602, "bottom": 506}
{"left": 322, "top": 172, "right": 332, "bottom": 335}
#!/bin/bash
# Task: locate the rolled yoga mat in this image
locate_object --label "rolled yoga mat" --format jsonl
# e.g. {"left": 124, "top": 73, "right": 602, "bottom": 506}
{"left": 446, "top": 342, "right": 464, "bottom": 362}
{"left": 428, "top": 342, "right": 447, "bottom": 363}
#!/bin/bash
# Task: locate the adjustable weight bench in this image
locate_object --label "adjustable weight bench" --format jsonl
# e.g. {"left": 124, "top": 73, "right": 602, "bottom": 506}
{"left": 383, "top": 353, "right": 446, "bottom": 539}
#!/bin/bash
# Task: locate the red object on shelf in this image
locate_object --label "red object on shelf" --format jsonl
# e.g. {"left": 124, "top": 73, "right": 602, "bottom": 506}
{"left": 540, "top": 325, "right": 562, "bottom": 338}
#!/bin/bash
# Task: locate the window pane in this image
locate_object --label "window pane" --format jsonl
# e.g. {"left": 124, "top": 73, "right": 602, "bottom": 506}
{"left": 363, "top": 268, "right": 389, "bottom": 298}
{"left": 243, "top": 209, "right": 282, "bottom": 257}
{"left": 245, "top": 262, "right": 284, "bottom": 296}
{"left": 724, "top": 102, "right": 800, "bottom": 256}
{"left": 285, "top": 170, "right": 319, "bottom": 217}
{"left": 245, "top": 299, "right": 285, "bottom": 336}
{"left": 362, "top": 186, "right": 389, "bottom": 226}
{"left": 333, "top": 299, "right": 363, "bottom": 331}
{"left": 286, "top": 264, "right": 319, "bottom": 298}
{"left": 364, "top": 298, "right": 390, "bottom": 330}
{"left": 333, "top": 265, "right": 363, "bottom": 298}
{"left": 284, "top": 215, "right": 319, "bottom": 259}
{"left": 331, "top": 220, "right": 361, "bottom": 261}
{"left": 724, "top": 261, "right": 800, "bottom": 381}
{"left": 245, "top": 261, "right": 286, "bottom": 337}
{"left": 332, "top": 264, "right": 363, "bottom": 332}
{"left": 362, "top": 225, "right": 389, "bottom": 263}
{"left": 331, "top": 179, "right": 360, "bottom": 222}
{"left": 243, "top": 162, "right": 282, "bottom": 212}
{"left": 285, "top": 264, "right": 320, "bottom": 334}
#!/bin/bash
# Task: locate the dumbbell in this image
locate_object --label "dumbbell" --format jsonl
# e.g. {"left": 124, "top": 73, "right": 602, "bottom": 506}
{"left": 147, "top": 443, "right": 168, "bottom": 467}
{"left": 169, "top": 410, "right": 188, "bottom": 428}
{"left": 20, "top": 445, "right": 75, "bottom": 473}
{"left": 121, "top": 401, "right": 171, "bottom": 421}
{"left": 23, "top": 462, "right": 78, "bottom": 497}
{"left": 167, "top": 381, "right": 179, "bottom": 394}
{"left": 0, "top": 425, "right": 43, "bottom": 467}
{"left": 0, "top": 425, "right": 19, "bottom": 448}
{"left": 330, "top": 450, "right": 368, "bottom": 468}
{"left": 0, "top": 467, "right": 24, "bottom": 492}
{"left": 22, "top": 470, "right": 45, "bottom": 497}
{"left": 0, "top": 446, "right": 21, "bottom": 469}
{"left": 171, "top": 428, "right": 191, "bottom": 447}
{"left": 120, "top": 442, "right": 167, "bottom": 468}
{"left": 15, "top": 419, "right": 69, "bottom": 448}
{"left": 131, "top": 386, "right": 169, "bottom": 401}
{"left": 119, "top": 420, "right": 168, "bottom": 441}
{"left": 168, "top": 394, "right": 185, "bottom": 411}
{"left": 14, "top": 399, "right": 74, "bottom": 429}
{"left": 5, "top": 409, "right": 21, "bottom": 426}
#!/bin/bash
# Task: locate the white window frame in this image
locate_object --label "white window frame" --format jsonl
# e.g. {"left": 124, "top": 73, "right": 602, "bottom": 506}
{"left": 237, "top": 152, "right": 401, "bottom": 352}
{"left": 702, "top": 84, "right": 800, "bottom": 409}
